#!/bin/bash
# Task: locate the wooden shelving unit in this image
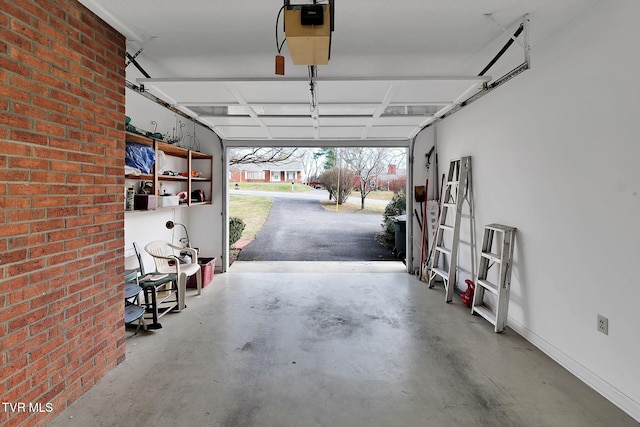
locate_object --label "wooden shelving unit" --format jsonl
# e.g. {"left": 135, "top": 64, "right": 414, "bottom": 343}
{"left": 125, "top": 131, "right": 213, "bottom": 211}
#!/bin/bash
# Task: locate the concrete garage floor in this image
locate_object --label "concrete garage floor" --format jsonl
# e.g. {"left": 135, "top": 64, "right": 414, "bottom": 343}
{"left": 49, "top": 262, "right": 637, "bottom": 427}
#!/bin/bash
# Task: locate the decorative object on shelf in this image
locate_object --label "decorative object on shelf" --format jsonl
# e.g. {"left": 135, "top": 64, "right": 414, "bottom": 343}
{"left": 146, "top": 121, "right": 164, "bottom": 140}
{"left": 186, "top": 122, "right": 201, "bottom": 152}
{"left": 164, "top": 115, "right": 185, "bottom": 145}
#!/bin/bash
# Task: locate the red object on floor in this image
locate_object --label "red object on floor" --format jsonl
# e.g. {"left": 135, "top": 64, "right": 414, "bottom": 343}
{"left": 460, "top": 279, "right": 475, "bottom": 307}
{"left": 187, "top": 257, "right": 216, "bottom": 288}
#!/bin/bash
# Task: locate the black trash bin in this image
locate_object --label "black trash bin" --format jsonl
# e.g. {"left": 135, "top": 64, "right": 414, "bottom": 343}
{"left": 390, "top": 214, "right": 407, "bottom": 260}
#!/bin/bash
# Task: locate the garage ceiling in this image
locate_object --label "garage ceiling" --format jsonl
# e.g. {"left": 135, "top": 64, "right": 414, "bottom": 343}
{"left": 79, "top": 0, "right": 595, "bottom": 142}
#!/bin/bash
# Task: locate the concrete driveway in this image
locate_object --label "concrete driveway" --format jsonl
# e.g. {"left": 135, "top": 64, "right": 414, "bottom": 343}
{"left": 236, "top": 190, "right": 397, "bottom": 262}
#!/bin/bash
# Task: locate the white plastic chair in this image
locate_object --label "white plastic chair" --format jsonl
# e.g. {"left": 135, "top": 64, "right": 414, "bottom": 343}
{"left": 144, "top": 241, "right": 201, "bottom": 311}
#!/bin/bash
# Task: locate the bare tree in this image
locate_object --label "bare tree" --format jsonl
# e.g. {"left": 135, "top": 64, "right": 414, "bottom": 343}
{"left": 318, "top": 167, "right": 354, "bottom": 204}
{"left": 229, "top": 147, "right": 300, "bottom": 165}
{"left": 300, "top": 148, "right": 325, "bottom": 183}
{"left": 341, "top": 147, "right": 390, "bottom": 209}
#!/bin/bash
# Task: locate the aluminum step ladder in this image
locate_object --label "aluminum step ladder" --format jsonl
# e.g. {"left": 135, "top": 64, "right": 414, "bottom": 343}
{"left": 471, "top": 224, "right": 516, "bottom": 332}
{"left": 428, "top": 156, "right": 472, "bottom": 302}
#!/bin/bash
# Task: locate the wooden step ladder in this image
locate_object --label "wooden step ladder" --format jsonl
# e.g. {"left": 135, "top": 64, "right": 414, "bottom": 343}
{"left": 471, "top": 224, "right": 517, "bottom": 332}
{"left": 427, "top": 156, "right": 472, "bottom": 302}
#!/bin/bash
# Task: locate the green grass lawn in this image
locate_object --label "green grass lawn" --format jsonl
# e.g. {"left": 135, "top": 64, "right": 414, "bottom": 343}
{"left": 352, "top": 190, "right": 395, "bottom": 201}
{"left": 319, "top": 199, "right": 386, "bottom": 215}
{"left": 230, "top": 182, "right": 314, "bottom": 193}
{"left": 229, "top": 194, "right": 273, "bottom": 242}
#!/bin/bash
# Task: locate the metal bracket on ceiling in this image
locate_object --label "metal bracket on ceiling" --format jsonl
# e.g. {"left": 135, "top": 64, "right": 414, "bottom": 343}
{"left": 125, "top": 37, "right": 157, "bottom": 79}
{"left": 478, "top": 14, "right": 530, "bottom": 77}
{"left": 417, "top": 14, "right": 531, "bottom": 131}
{"left": 483, "top": 14, "right": 528, "bottom": 51}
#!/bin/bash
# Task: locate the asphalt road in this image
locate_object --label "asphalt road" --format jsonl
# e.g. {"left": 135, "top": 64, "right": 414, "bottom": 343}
{"left": 237, "top": 190, "right": 397, "bottom": 262}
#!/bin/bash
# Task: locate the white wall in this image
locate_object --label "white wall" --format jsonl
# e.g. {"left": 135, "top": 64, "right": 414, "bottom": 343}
{"left": 124, "top": 88, "right": 225, "bottom": 272}
{"left": 416, "top": 1, "right": 639, "bottom": 420}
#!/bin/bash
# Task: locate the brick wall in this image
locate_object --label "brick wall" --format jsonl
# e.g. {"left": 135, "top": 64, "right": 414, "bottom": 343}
{"left": 0, "top": 1, "right": 126, "bottom": 426}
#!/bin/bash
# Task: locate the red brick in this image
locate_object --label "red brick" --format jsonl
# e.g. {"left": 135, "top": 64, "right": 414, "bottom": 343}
{"left": 9, "top": 183, "right": 48, "bottom": 195}
{"left": 64, "top": 215, "right": 93, "bottom": 228}
{"left": 9, "top": 130, "right": 49, "bottom": 145}
{"left": 65, "top": 195, "right": 94, "bottom": 206}
{"left": 0, "top": 81, "right": 30, "bottom": 101}
{"left": 33, "top": 17, "right": 68, "bottom": 46}
{"left": 30, "top": 171, "right": 66, "bottom": 183}
{"left": 81, "top": 164, "right": 105, "bottom": 175}
{"left": 51, "top": 65, "right": 81, "bottom": 86}
{"left": 29, "top": 242, "right": 64, "bottom": 259}
{"left": 50, "top": 161, "right": 81, "bottom": 173}
{"left": 8, "top": 282, "right": 47, "bottom": 305}
{"left": 46, "top": 206, "right": 79, "bottom": 217}
{"left": 33, "top": 95, "right": 67, "bottom": 114}
{"left": 50, "top": 112, "right": 80, "bottom": 130}
{"left": 34, "top": 146, "right": 67, "bottom": 161}
{"left": 0, "top": 196, "right": 30, "bottom": 210}
{"left": 49, "top": 184, "right": 79, "bottom": 195}
{"left": 25, "top": 1, "right": 54, "bottom": 21}
{"left": 32, "top": 196, "right": 67, "bottom": 208}
{"left": 8, "top": 209, "right": 46, "bottom": 224}
{"left": 50, "top": 40, "right": 82, "bottom": 63}
{"left": 50, "top": 89, "right": 81, "bottom": 107}
{"left": 10, "top": 47, "right": 49, "bottom": 72}
{"left": 35, "top": 121, "right": 66, "bottom": 137}
{"left": 1, "top": 2, "right": 31, "bottom": 25}
{"left": 0, "top": 114, "right": 31, "bottom": 129}
{"left": 48, "top": 293, "right": 81, "bottom": 317}
{"left": 7, "top": 257, "right": 46, "bottom": 277}
{"left": 67, "top": 151, "right": 95, "bottom": 164}
{"left": 0, "top": 25, "right": 33, "bottom": 51}
{"left": 68, "top": 38, "right": 95, "bottom": 63}
{"left": 81, "top": 122, "right": 105, "bottom": 135}
{"left": 67, "top": 174, "right": 95, "bottom": 185}
{"left": 0, "top": 140, "right": 30, "bottom": 156}
{"left": 0, "top": 328, "right": 29, "bottom": 352}
{"left": 38, "top": 0, "right": 68, "bottom": 21}
{"left": 64, "top": 236, "right": 92, "bottom": 252}
{"left": 64, "top": 130, "right": 91, "bottom": 144}
{"left": 6, "top": 234, "right": 44, "bottom": 251}
{"left": 29, "top": 265, "right": 64, "bottom": 285}
{"left": 48, "top": 251, "right": 77, "bottom": 266}
{"left": 30, "top": 288, "right": 65, "bottom": 310}
{"left": 33, "top": 69, "right": 66, "bottom": 90}
{"left": 1, "top": 170, "right": 29, "bottom": 182}
{"left": 0, "top": 223, "right": 29, "bottom": 238}
{"left": 8, "top": 306, "right": 48, "bottom": 334}
{"left": 0, "top": 248, "right": 27, "bottom": 265}
{"left": 10, "top": 157, "right": 49, "bottom": 170}
{"left": 68, "top": 61, "right": 94, "bottom": 81}
{"left": 12, "top": 102, "right": 47, "bottom": 120}
{"left": 9, "top": 334, "right": 49, "bottom": 369}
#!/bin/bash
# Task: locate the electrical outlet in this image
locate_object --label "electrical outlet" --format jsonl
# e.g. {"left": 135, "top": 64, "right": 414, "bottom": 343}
{"left": 597, "top": 314, "right": 608, "bottom": 335}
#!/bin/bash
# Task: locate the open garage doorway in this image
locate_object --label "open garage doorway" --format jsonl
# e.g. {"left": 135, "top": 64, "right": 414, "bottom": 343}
{"left": 225, "top": 145, "right": 409, "bottom": 266}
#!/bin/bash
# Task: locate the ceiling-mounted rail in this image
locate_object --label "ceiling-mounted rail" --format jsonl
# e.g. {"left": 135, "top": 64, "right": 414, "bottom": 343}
{"left": 423, "top": 14, "right": 530, "bottom": 127}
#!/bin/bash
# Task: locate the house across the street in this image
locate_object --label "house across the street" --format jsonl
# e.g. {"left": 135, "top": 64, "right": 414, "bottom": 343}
{"left": 230, "top": 161, "right": 304, "bottom": 184}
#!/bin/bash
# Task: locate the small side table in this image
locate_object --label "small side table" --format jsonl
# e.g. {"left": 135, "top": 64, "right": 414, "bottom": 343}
{"left": 138, "top": 273, "right": 179, "bottom": 329}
